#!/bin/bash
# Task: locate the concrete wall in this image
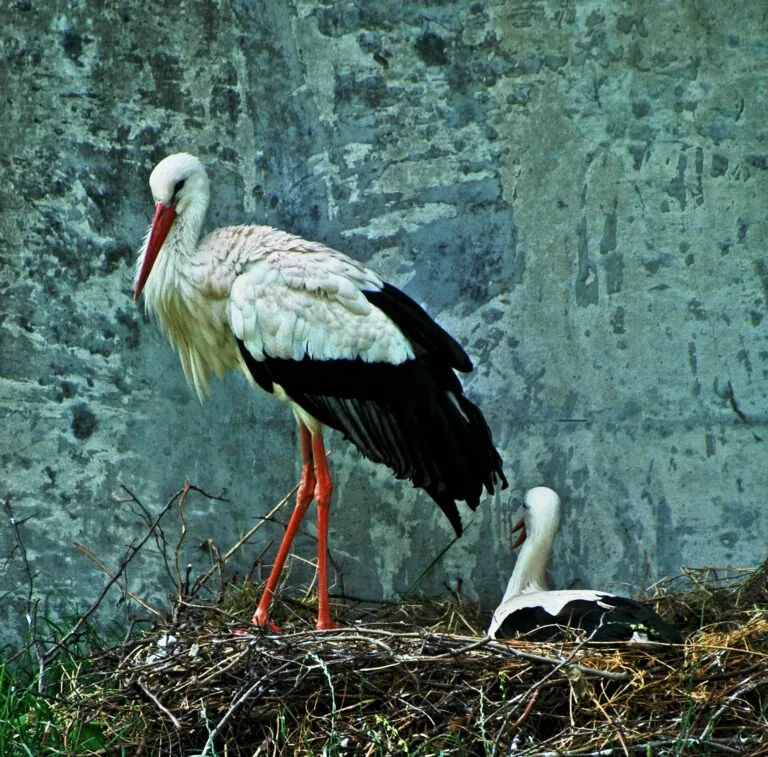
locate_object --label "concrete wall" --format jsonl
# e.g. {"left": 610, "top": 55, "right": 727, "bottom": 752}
{"left": 2, "top": 0, "right": 766, "bottom": 648}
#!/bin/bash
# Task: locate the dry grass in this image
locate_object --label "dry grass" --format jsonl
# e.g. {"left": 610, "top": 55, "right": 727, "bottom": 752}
{"left": 12, "top": 484, "right": 768, "bottom": 755}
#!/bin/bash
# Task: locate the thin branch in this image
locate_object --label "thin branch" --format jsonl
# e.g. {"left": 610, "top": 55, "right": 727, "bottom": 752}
{"left": 199, "top": 663, "right": 292, "bottom": 755}
{"left": 241, "top": 626, "right": 630, "bottom": 682}
{"left": 74, "top": 541, "right": 164, "bottom": 619}
{"left": 486, "top": 639, "right": 630, "bottom": 682}
{"left": 190, "top": 483, "right": 298, "bottom": 596}
{"left": 173, "top": 482, "right": 191, "bottom": 611}
{"left": 136, "top": 678, "right": 182, "bottom": 730}
{"left": 119, "top": 484, "right": 174, "bottom": 583}
{"left": 44, "top": 486, "right": 183, "bottom": 663}
{"left": 589, "top": 689, "right": 630, "bottom": 757}
{"left": 3, "top": 497, "right": 45, "bottom": 692}
{"left": 699, "top": 674, "right": 768, "bottom": 741}
{"left": 529, "top": 740, "right": 746, "bottom": 756}
{"left": 491, "top": 636, "right": 594, "bottom": 757}
{"left": 242, "top": 538, "right": 274, "bottom": 588}
{"left": 512, "top": 688, "right": 540, "bottom": 729}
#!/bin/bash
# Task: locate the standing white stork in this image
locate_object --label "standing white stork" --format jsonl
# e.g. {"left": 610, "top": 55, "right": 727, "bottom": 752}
{"left": 134, "top": 153, "right": 507, "bottom": 631}
{"left": 488, "top": 487, "right": 683, "bottom": 643}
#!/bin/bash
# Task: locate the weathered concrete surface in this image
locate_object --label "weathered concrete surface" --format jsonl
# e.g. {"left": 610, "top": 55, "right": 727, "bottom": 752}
{"left": 1, "top": 1, "right": 766, "bottom": 648}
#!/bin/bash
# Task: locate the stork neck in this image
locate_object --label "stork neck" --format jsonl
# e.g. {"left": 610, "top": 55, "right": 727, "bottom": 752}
{"left": 168, "top": 195, "right": 207, "bottom": 264}
{"left": 500, "top": 531, "right": 554, "bottom": 603}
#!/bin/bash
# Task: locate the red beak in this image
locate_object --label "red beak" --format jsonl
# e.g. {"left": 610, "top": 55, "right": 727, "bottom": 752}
{"left": 134, "top": 202, "right": 177, "bottom": 301}
{"left": 511, "top": 516, "right": 527, "bottom": 549}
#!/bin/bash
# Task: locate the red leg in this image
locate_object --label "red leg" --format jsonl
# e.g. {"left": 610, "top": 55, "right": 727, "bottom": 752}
{"left": 252, "top": 422, "right": 315, "bottom": 629}
{"left": 312, "top": 430, "right": 335, "bottom": 630}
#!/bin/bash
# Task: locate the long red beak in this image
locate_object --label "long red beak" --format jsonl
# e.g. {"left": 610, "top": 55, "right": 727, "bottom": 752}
{"left": 134, "top": 202, "right": 177, "bottom": 301}
{"left": 511, "top": 516, "right": 527, "bottom": 549}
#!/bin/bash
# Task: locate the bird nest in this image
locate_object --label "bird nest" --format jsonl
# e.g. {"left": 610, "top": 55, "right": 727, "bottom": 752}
{"left": 22, "top": 485, "right": 768, "bottom": 755}
{"left": 53, "top": 590, "right": 767, "bottom": 756}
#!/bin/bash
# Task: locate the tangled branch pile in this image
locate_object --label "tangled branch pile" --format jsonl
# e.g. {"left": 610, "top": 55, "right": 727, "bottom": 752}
{"left": 52, "top": 567, "right": 765, "bottom": 756}
{"left": 20, "top": 485, "right": 768, "bottom": 755}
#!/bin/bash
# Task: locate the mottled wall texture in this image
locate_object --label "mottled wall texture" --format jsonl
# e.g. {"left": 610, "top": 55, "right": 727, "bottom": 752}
{"left": 2, "top": 1, "right": 766, "bottom": 648}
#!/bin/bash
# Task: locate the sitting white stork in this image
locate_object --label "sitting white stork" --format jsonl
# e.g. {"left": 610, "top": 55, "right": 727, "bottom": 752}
{"left": 488, "top": 487, "right": 683, "bottom": 643}
{"left": 133, "top": 153, "right": 507, "bottom": 630}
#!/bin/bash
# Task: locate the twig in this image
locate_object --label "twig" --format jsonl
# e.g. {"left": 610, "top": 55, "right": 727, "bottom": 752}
{"left": 184, "top": 562, "right": 193, "bottom": 596}
{"left": 190, "top": 483, "right": 298, "bottom": 596}
{"left": 136, "top": 678, "right": 182, "bottom": 729}
{"left": 119, "top": 484, "right": 174, "bottom": 584}
{"left": 529, "top": 740, "right": 746, "bottom": 756}
{"left": 243, "top": 538, "right": 275, "bottom": 588}
{"left": 44, "top": 486, "right": 183, "bottom": 663}
{"left": 74, "top": 541, "right": 164, "bottom": 619}
{"left": 199, "top": 663, "right": 292, "bottom": 755}
{"left": 696, "top": 659, "right": 765, "bottom": 683}
{"left": 589, "top": 690, "right": 630, "bottom": 757}
{"left": 195, "top": 645, "right": 253, "bottom": 686}
{"left": 405, "top": 631, "right": 629, "bottom": 681}
{"left": 491, "top": 636, "right": 594, "bottom": 757}
{"left": 407, "top": 634, "right": 492, "bottom": 661}
{"left": 512, "top": 688, "right": 540, "bottom": 729}
{"left": 699, "top": 674, "right": 768, "bottom": 741}
{"left": 487, "top": 640, "right": 630, "bottom": 681}
{"left": 136, "top": 678, "right": 181, "bottom": 730}
{"left": 242, "top": 627, "right": 630, "bottom": 682}
{"left": 173, "top": 482, "right": 191, "bottom": 606}
{"left": 3, "top": 497, "right": 45, "bottom": 692}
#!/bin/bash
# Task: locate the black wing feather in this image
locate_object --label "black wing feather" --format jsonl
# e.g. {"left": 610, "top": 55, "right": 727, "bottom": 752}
{"left": 496, "top": 595, "right": 684, "bottom": 644}
{"left": 237, "top": 345, "right": 506, "bottom": 536}
{"left": 363, "top": 283, "right": 473, "bottom": 372}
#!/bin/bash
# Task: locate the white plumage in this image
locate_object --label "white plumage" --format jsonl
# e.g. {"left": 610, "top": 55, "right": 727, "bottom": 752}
{"left": 228, "top": 254, "right": 412, "bottom": 366}
{"left": 488, "top": 487, "right": 683, "bottom": 644}
{"left": 134, "top": 153, "right": 507, "bottom": 630}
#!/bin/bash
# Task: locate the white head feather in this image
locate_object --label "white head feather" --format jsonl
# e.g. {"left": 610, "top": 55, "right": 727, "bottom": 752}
{"left": 149, "top": 152, "right": 210, "bottom": 214}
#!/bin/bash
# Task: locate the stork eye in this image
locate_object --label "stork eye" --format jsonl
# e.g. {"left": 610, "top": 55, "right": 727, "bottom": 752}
{"left": 173, "top": 179, "right": 186, "bottom": 196}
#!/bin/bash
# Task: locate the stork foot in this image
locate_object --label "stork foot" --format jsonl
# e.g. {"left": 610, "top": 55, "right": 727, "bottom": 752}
{"left": 251, "top": 608, "right": 281, "bottom": 633}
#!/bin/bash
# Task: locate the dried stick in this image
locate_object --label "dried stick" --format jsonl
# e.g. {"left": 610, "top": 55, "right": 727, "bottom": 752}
{"left": 242, "top": 538, "right": 274, "bottom": 589}
{"left": 73, "top": 541, "right": 164, "bottom": 619}
{"left": 136, "top": 678, "right": 182, "bottom": 730}
{"left": 408, "top": 634, "right": 492, "bottom": 661}
{"left": 491, "top": 636, "right": 594, "bottom": 756}
{"left": 589, "top": 691, "right": 630, "bottom": 756}
{"left": 190, "top": 483, "right": 298, "bottom": 596}
{"left": 512, "top": 687, "right": 540, "bottom": 729}
{"left": 118, "top": 484, "right": 174, "bottom": 584}
{"left": 529, "top": 740, "right": 745, "bottom": 756}
{"left": 44, "top": 486, "right": 183, "bottom": 663}
{"left": 699, "top": 674, "right": 768, "bottom": 741}
{"left": 486, "top": 639, "right": 630, "bottom": 682}
{"left": 382, "top": 629, "right": 629, "bottom": 681}
{"left": 173, "top": 482, "right": 190, "bottom": 604}
{"left": 243, "top": 626, "right": 630, "bottom": 682}
{"left": 3, "top": 497, "right": 45, "bottom": 691}
{"left": 198, "top": 662, "right": 292, "bottom": 755}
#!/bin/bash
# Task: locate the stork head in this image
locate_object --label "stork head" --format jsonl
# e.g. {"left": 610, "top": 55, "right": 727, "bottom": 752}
{"left": 134, "top": 153, "right": 210, "bottom": 301}
{"left": 511, "top": 486, "right": 561, "bottom": 549}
